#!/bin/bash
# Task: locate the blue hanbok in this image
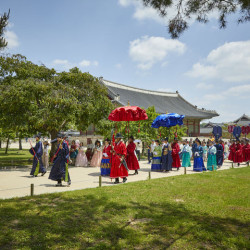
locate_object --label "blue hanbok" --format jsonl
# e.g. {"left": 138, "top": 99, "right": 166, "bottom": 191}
{"left": 181, "top": 144, "right": 191, "bottom": 167}
{"left": 49, "top": 141, "right": 71, "bottom": 184}
{"left": 207, "top": 146, "right": 217, "bottom": 171}
{"left": 161, "top": 143, "right": 172, "bottom": 171}
{"left": 151, "top": 145, "right": 162, "bottom": 171}
{"left": 29, "top": 140, "right": 46, "bottom": 176}
{"left": 214, "top": 143, "right": 224, "bottom": 167}
{"left": 193, "top": 144, "right": 206, "bottom": 172}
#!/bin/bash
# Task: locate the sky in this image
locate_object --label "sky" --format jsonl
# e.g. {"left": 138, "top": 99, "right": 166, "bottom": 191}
{"left": 1, "top": 0, "right": 250, "bottom": 123}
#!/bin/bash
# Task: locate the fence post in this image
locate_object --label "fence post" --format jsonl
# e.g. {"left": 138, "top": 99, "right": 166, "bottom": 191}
{"left": 99, "top": 175, "right": 102, "bottom": 187}
{"left": 184, "top": 167, "right": 186, "bottom": 175}
{"left": 231, "top": 162, "right": 234, "bottom": 169}
{"left": 148, "top": 171, "right": 151, "bottom": 180}
{"left": 212, "top": 165, "right": 214, "bottom": 171}
{"left": 30, "top": 183, "right": 34, "bottom": 196}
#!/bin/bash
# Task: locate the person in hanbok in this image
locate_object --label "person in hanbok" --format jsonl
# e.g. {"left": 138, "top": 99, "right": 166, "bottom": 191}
{"left": 241, "top": 140, "right": 246, "bottom": 162}
{"left": 100, "top": 138, "right": 112, "bottom": 176}
{"left": 171, "top": 137, "right": 181, "bottom": 170}
{"left": 234, "top": 139, "right": 243, "bottom": 166}
{"left": 110, "top": 133, "right": 128, "bottom": 184}
{"left": 202, "top": 141, "right": 208, "bottom": 162}
{"left": 243, "top": 139, "right": 250, "bottom": 165}
{"left": 193, "top": 139, "right": 206, "bottom": 172}
{"left": 161, "top": 138, "right": 172, "bottom": 172}
{"left": 75, "top": 142, "right": 88, "bottom": 167}
{"left": 49, "top": 133, "right": 71, "bottom": 186}
{"left": 214, "top": 140, "right": 224, "bottom": 168}
{"left": 228, "top": 140, "right": 236, "bottom": 162}
{"left": 207, "top": 140, "right": 217, "bottom": 171}
{"left": 42, "top": 140, "right": 50, "bottom": 169}
{"left": 90, "top": 140, "right": 102, "bottom": 167}
{"left": 151, "top": 140, "right": 162, "bottom": 171}
{"left": 181, "top": 140, "right": 191, "bottom": 168}
{"left": 29, "top": 134, "right": 46, "bottom": 177}
{"left": 224, "top": 141, "right": 229, "bottom": 159}
{"left": 126, "top": 136, "right": 140, "bottom": 175}
{"left": 70, "top": 140, "right": 78, "bottom": 165}
{"left": 150, "top": 140, "right": 155, "bottom": 163}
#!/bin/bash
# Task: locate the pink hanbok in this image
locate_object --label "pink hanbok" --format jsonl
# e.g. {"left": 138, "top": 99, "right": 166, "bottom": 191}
{"left": 90, "top": 146, "right": 102, "bottom": 167}
{"left": 75, "top": 147, "right": 88, "bottom": 167}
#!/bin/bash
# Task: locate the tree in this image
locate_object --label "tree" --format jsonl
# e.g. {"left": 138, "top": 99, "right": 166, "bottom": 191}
{"left": 0, "top": 54, "right": 113, "bottom": 156}
{"left": 142, "top": 0, "right": 250, "bottom": 38}
{"left": 0, "top": 10, "right": 10, "bottom": 50}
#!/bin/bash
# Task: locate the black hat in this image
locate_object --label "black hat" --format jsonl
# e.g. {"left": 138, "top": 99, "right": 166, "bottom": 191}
{"left": 115, "top": 133, "right": 123, "bottom": 139}
{"left": 155, "top": 139, "right": 160, "bottom": 144}
{"left": 105, "top": 138, "right": 110, "bottom": 142}
{"left": 174, "top": 137, "right": 178, "bottom": 141}
{"left": 163, "top": 137, "right": 168, "bottom": 141}
{"left": 57, "top": 133, "right": 64, "bottom": 138}
{"left": 129, "top": 135, "right": 134, "bottom": 141}
{"left": 35, "top": 133, "right": 41, "bottom": 138}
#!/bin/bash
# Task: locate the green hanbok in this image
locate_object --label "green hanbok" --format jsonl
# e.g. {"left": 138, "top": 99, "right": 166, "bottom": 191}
{"left": 207, "top": 145, "right": 217, "bottom": 171}
{"left": 181, "top": 144, "right": 191, "bottom": 167}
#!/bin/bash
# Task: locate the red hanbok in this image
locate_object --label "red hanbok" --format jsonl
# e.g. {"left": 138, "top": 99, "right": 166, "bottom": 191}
{"left": 243, "top": 143, "right": 250, "bottom": 162}
{"left": 171, "top": 142, "right": 181, "bottom": 168}
{"left": 234, "top": 143, "right": 243, "bottom": 163}
{"left": 110, "top": 141, "right": 128, "bottom": 178}
{"left": 228, "top": 143, "right": 236, "bottom": 161}
{"left": 126, "top": 142, "right": 140, "bottom": 170}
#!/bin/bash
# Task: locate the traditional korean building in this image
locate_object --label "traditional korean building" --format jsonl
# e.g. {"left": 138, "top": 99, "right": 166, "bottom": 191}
{"left": 96, "top": 78, "right": 219, "bottom": 137}
{"left": 231, "top": 114, "right": 250, "bottom": 126}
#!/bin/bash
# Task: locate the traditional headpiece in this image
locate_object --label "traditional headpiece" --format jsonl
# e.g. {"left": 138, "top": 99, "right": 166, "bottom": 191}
{"left": 115, "top": 133, "right": 123, "bottom": 139}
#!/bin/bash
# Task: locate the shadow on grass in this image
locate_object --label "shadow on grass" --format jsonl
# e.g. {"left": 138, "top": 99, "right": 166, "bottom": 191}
{"left": 0, "top": 192, "right": 249, "bottom": 249}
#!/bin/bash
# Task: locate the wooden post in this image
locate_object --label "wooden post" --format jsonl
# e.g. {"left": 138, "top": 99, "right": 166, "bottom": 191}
{"left": 184, "top": 167, "right": 186, "bottom": 175}
{"left": 212, "top": 165, "right": 214, "bottom": 171}
{"left": 99, "top": 175, "right": 102, "bottom": 187}
{"left": 231, "top": 162, "right": 234, "bottom": 168}
{"left": 148, "top": 171, "right": 151, "bottom": 180}
{"left": 30, "top": 184, "right": 34, "bottom": 196}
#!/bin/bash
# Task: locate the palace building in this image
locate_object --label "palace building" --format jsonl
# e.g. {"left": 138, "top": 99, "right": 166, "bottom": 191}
{"left": 83, "top": 78, "right": 219, "bottom": 137}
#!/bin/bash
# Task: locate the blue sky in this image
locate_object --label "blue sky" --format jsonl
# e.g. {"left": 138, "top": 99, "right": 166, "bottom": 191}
{"left": 1, "top": 0, "right": 250, "bottom": 122}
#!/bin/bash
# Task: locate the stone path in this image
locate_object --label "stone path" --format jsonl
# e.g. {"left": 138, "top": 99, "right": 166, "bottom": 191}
{"left": 0, "top": 160, "right": 248, "bottom": 199}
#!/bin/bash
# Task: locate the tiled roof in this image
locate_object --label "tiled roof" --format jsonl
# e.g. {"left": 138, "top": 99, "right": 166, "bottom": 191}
{"left": 101, "top": 78, "right": 219, "bottom": 119}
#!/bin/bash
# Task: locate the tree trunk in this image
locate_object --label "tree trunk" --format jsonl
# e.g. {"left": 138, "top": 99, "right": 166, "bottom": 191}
{"left": 0, "top": 140, "right": 1, "bottom": 149}
{"left": 19, "top": 137, "right": 22, "bottom": 150}
{"left": 49, "top": 130, "right": 58, "bottom": 160}
{"left": 5, "top": 137, "right": 10, "bottom": 154}
{"left": 142, "top": 141, "right": 145, "bottom": 156}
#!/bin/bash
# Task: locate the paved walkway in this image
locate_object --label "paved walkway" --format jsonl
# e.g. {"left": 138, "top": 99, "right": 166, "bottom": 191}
{"left": 0, "top": 160, "right": 248, "bottom": 199}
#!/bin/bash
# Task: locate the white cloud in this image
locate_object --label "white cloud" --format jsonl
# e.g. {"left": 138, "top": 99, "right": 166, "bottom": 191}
{"left": 118, "top": 0, "right": 219, "bottom": 25}
{"left": 225, "top": 84, "right": 250, "bottom": 97}
{"left": 187, "top": 41, "right": 250, "bottom": 82}
{"left": 79, "top": 60, "right": 99, "bottom": 67}
{"left": 52, "top": 59, "right": 99, "bottom": 70}
{"left": 196, "top": 82, "right": 214, "bottom": 90}
{"left": 129, "top": 36, "right": 186, "bottom": 70}
{"left": 5, "top": 30, "right": 19, "bottom": 49}
{"left": 115, "top": 63, "right": 122, "bottom": 69}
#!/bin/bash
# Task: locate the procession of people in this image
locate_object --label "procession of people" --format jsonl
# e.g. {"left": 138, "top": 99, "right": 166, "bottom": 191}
{"left": 27, "top": 129, "right": 250, "bottom": 187}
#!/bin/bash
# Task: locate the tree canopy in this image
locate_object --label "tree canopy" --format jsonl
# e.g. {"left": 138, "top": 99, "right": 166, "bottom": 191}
{"left": 0, "top": 54, "right": 113, "bottom": 154}
{"left": 142, "top": 0, "right": 250, "bottom": 38}
{"left": 0, "top": 10, "right": 10, "bottom": 50}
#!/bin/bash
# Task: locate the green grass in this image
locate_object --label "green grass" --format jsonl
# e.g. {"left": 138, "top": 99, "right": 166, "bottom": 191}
{"left": 0, "top": 148, "right": 32, "bottom": 167}
{"left": 0, "top": 168, "right": 250, "bottom": 249}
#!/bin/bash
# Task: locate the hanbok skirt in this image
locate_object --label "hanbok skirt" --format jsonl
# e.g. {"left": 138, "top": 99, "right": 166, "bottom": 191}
{"left": 151, "top": 157, "right": 162, "bottom": 171}
{"left": 49, "top": 157, "right": 71, "bottom": 182}
{"left": 75, "top": 151, "right": 88, "bottom": 167}
{"left": 100, "top": 158, "right": 111, "bottom": 176}
{"left": 216, "top": 154, "right": 224, "bottom": 166}
{"left": 90, "top": 151, "right": 102, "bottom": 167}
{"left": 193, "top": 157, "right": 206, "bottom": 172}
{"left": 207, "top": 154, "right": 217, "bottom": 171}
{"left": 30, "top": 154, "right": 46, "bottom": 176}
{"left": 181, "top": 152, "right": 191, "bottom": 167}
{"left": 161, "top": 154, "right": 172, "bottom": 171}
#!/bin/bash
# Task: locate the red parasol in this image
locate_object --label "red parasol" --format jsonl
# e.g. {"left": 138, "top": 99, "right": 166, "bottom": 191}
{"left": 108, "top": 106, "right": 148, "bottom": 122}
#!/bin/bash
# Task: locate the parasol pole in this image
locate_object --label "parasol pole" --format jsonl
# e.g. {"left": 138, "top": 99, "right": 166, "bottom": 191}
{"left": 127, "top": 100, "right": 130, "bottom": 141}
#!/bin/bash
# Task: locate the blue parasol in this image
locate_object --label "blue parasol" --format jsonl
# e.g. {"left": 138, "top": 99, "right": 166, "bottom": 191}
{"left": 151, "top": 113, "right": 185, "bottom": 128}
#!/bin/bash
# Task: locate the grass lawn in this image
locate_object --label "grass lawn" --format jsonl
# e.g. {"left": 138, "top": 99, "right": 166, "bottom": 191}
{"left": 0, "top": 148, "right": 32, "bottom": 167}
{"left": 0, "top": 168, "right": 249, "bottom": 249}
